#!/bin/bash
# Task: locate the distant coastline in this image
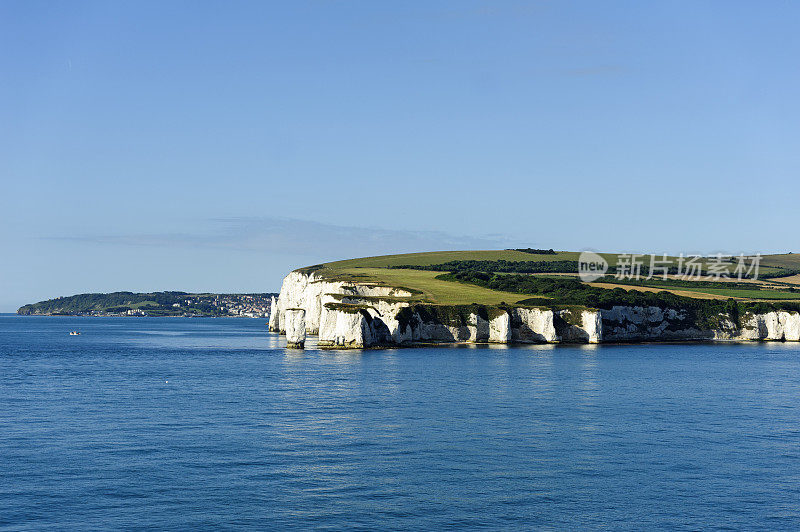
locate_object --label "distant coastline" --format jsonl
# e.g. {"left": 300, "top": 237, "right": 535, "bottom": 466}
{"left": 18, "top": 291, "right": 278, "bottom": 318}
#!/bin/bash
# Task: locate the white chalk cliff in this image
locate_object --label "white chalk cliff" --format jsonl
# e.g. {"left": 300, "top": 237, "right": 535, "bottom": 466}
{"left": 270, "top": 270, "right": 413, "bottom": 335}
{"left": 271, "top": 269, "right": 800, "bottom": 348}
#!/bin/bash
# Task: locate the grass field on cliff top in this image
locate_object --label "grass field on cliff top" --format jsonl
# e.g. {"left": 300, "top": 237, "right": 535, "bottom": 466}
{"left": 298, "top": 250, "right": 800, "bottom": 305}
{"left": 325, "top": 249, "right": 797, "bottom": 271}
{"left": 307, "top": 250, "right": 800, "bottom": 306}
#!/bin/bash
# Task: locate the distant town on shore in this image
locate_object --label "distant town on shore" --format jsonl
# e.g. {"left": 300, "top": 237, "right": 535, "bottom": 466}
{"left": 17, "top": 292, "right": 278, "bottom": 318}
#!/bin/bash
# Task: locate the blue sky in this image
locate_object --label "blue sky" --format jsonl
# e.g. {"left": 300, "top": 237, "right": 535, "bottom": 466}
{"left": 2, "top": 1, "right": 799, "bottom": 311}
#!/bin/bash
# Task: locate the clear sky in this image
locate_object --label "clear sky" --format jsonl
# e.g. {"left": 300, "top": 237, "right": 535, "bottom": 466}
{"left": 2, "top": 1, "right": 799, "bottom": 311}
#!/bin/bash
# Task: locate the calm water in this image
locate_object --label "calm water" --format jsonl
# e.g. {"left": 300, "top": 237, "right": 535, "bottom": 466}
{"left": 2, "top": 315, "right": 800, "bottom": 530}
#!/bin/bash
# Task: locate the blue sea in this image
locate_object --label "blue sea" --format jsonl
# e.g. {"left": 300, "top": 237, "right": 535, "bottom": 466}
{"left": 2, "top": 314, "right": 800, "bottom": 530}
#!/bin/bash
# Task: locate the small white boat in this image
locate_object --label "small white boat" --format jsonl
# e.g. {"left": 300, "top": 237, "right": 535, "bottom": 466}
{"left": 69, "top": 331, "right": 81, "bottom": 336}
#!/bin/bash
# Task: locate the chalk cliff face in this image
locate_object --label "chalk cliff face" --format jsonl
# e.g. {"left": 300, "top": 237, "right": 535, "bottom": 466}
{"left": 318, "top": 307, "right": 374, "bottom": 348}
{"left": 511, "top": 308, "right": 557, "bottom": 343}
{"left": 734, "top": 311, "right": 800, "bottom": 341}
{"left": 272, "top": 269, "right": 800, "bottom": 348}
{"left": 489, "top": 312, "right": 511, "bottom": 343}
{"left": 270, "top": 270, "right": 412, "bottom": 335}
{"left": 781, "top": 312, "right": 800, "bottom": 341}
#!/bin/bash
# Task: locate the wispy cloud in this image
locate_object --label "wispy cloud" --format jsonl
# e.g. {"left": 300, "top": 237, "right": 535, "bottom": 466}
{"left": 44, "top": 216, "right": 522, "bottom": 257}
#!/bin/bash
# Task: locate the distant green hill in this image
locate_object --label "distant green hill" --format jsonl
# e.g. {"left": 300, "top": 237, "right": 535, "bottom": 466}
{"left": 18, "top": 291, "right": 277, "bottom": 317}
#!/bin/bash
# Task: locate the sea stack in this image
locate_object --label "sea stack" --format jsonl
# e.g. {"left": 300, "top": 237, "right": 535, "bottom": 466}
{"left": 285, "top": 309, "right": 306, "bottom": 348}
{"left": 268, "top": 295, "right": 279, "bottom": 332}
